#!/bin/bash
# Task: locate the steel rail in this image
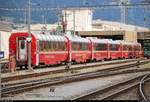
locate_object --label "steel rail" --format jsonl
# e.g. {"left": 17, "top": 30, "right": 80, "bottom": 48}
{"left": 1, "top": 60, "right": 150, "bottom": 97}
{"left": 139, "top": 74, "right": 150, "bottom": 102}
{"left": 70, "top": 75, "right": 150, "bottom": 100}
{"left": 2, "top": 59, "right": 144, "bottom": 86}
{"left": 2, "top": 59, "right": 149, "bottom": 88}
{"left": 2, "top": 58, "right": 143, "bottom": 82}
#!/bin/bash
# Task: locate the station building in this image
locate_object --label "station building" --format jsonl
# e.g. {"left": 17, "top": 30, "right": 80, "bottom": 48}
{"left": 0, "top": 21, "right": 12, "bottom": 59}
{"left": 62, "top": 8, "right": 150, "bottom": 43}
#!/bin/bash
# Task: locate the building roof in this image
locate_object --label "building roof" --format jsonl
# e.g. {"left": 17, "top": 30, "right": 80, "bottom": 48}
{"left": 93, "top": 19, "right": 149, "bottom": 32}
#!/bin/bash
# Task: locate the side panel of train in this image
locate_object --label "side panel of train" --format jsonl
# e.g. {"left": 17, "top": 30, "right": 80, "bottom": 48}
{"left": 70, "top": 40, "right": 92, "bottom": 63}
{"left": 122, "top": 44, "right": 134, "bottom": 59}
{"left": 92, "top": 42, "right": 108, "bottom": 61}
{"left": 38, "top": 41, "right": 68, "bottom": 65}
{"left": 109, "top": 43, "right": 122, "bottom": 60}
{"left": 32, "top": 33, "right": 69, "bottom": 66}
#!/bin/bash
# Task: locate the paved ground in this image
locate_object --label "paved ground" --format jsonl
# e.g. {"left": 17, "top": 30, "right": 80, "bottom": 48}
{"left": 3, "top": 71, "right": 149, "bottom": 100}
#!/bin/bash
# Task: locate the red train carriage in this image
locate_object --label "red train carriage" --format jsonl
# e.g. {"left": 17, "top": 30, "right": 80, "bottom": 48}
{"left": 65, "top": 33, "right": 91, "bottom": 63}
{"left": 9, "top": 31, "right": 69, "bottom": 68}
{"left": 139, "top": 47, "right": 144, "bottom": 58}
{"left": 121, "top": 41, "right": 134, "bottom": 59}
{"left": 108, "top": 40, "right": 122, "bottom": 60}
{"left": 133, "top": 43, "right": 142, "bottom": 58}
{"left": 89, "top": 38, "right": 108, "bottom": 61}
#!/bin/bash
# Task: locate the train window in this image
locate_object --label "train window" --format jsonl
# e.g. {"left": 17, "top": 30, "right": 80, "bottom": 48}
{"left": 79, "top": 42, "right": 86, "bottom": 51}
{"left": 53, "top": 42, "right": 55, "bottom": 51}
{"left": 128, "top": 46, "right": 132, "bottom": 51}
{"left": 48, "top": 41, "right": 51, "bottom": 51}
{"left": 57, "top": 42, "right": 60, "bottom": 51}
{"left": 77, "top": 42, "right": 80, "bottom": 51}
{"left": 46, "top": 41, "right": 49, "bottom": 51}
{"left": 84, "top": 43, "right": 88, "bottom": 51}
{"left": 72, "top": 42, "right": 77, "bottom": 51}
{"left": 96, "top": 43, "right": 106, "bottom": 51}
{"left": 56, "top": 42, "right": 59, "bottom": 50}
{"left": 51, "top": 41, "right": 54, "bottom": 51}
{"left": 123, "top": 45, "right": 128, "bottom": 51}
{"left": 81, "top": 43, "right": 84, "bottom": 51}
{"left": 43, "top": 41, "right": 47, "bottom": 51}
{"left": 21, "top": 40, "right": 25, "bottom": 49}
{"left": 59, "top": 42, "right": 62, "bottom": 51}
{"left": 110, "top": 44, "right": 118, "bottom": 51}
{"left": 94, "top": 43, "right": 97, "bottom": 51}
{"left": 61, "top": 42, "right": 65, "bottom": 51}
{"left": 53, "top": 42, "right": 56, "bottom": 51}
{"left": 134, "top": 46, "right": 140, "bottom": 51}
{"left": 39, "top": 41, "right": 43, "bottom": 51}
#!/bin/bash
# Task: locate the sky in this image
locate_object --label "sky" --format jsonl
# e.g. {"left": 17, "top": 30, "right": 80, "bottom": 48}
{"left": 0, "top": 0, "right": 150, "bottom": 28}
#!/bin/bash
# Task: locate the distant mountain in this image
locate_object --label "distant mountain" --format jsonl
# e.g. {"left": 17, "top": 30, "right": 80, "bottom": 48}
{"left": 0, "top": 0, "right": 150, "bottom": 27}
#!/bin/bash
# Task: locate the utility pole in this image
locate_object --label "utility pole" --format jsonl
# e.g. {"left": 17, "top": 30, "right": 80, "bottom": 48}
{"left": 24, "top": 5, "right": 27, "bottom": 25}
{"left": 0, "top": 33, "right": 1, "bottom": 100}
{"left": 120, "top": 0, "right": 129, "bottom": 24}
{"left": 73, "top": 9, "right": 75, "bottom": 35}
{"left": 0, "top": 33, "right": 2, "bottom": 51}
{"left": 27, "top": 0, "right": 32, "bottom": 71}
{"left": 143, "top": 6, "right": 147, "bottom": 27}
{"left": 42, "top": 15, "right": 44, "bottom": 24}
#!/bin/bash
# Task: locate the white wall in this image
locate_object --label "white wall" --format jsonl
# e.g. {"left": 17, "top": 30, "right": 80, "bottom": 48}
{"left": 62, "top": 8, "right": 92, "bottom": 31}
{"left": 0, "top": 31, "right": 11, "bottom": 59}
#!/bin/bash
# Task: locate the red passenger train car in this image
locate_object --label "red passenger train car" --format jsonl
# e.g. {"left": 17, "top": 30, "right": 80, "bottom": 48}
{"left": 133, "top": 42, "right": 142, "bottom": 58}
{"left": 108, "top": 40, "right": 122, "bottom": 60}
{"left": 9, "top": 31, "right": 69, "bottom": 67}
{"left": 88, "top": 38, "right": 108, "bottom": 61}
{"left": 66, "top": 33, "right": 91, "bottom": 63}
{"left": 120, "top": 41, "right": 134, "bottom": 59}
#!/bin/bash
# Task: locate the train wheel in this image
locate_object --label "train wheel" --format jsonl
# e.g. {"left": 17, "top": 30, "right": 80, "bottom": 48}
{"left": 20, "top": 66, "right": 23, "bottom": 70}
{"left": 25, "top": 65, "right": 28, "bottom": 69}
{"left": 93, "top": 59, "right": 96, "bottom": 62}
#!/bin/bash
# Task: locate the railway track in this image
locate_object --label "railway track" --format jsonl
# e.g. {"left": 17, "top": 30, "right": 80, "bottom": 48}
{"left": 0, "top": 59, "right": 9, "bottom": 72}
{"left": 2, "top": 58, "right": 139, "bottom": 73}
{"left": 139, "top": 74, "right": 150, "bottom": 101}
{"left": 69, "top": 74, "right": 150, "bottom": 100}
{"left": 2, "top": 58, "right": 149, "bottom": 83}
{"left": 1, "top": 59, "right": 150, "bottom": 98}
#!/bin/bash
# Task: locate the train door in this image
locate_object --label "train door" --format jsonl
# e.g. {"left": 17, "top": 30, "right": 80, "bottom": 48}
{"left": 17, "top": 38, "right": 27, "bottom": 61}
{"left": 36, "top": 40, "right": 39, "bottom": 66}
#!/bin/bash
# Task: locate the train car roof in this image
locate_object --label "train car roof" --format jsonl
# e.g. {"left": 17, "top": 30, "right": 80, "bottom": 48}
{"left": 32, "top": 31, "right": 67, "bottom": 42}
{"left": 65, "top": 32, "right": 90, "bottom": 43}
{"left": 87, "top": 37, "right": 108, "bottom": 44}
{"left": 117, "top": 40, "right": 141, "bottom": 46}
{"left": 107, "top": 39, "right": 121, "bottom": 44}
{"left": 118, "top": 40, "right": 133, "bottom": 45}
